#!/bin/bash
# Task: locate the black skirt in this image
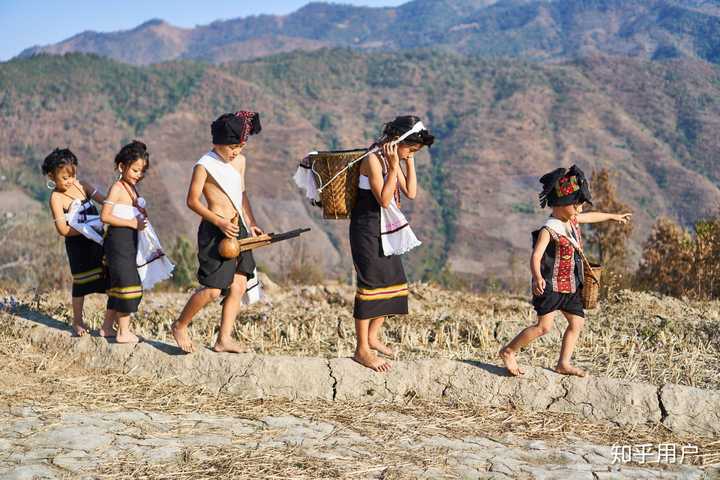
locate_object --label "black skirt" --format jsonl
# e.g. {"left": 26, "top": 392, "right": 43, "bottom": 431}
{"left": 350, "top": 189, "right": 408, "bottom": 320}
{"left": 104, "top": 226, "right": 142, "bottom": 313}
{"left": 64, "top": 235, "right": 107, "bottom": 297}
{"left": 197, "top": 219, "right": 256, "bottom": 294}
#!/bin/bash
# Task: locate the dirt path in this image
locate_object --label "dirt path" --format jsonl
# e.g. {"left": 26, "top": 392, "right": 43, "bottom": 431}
{"left": 0, "top": 334, "right": 714, "bottom": 480}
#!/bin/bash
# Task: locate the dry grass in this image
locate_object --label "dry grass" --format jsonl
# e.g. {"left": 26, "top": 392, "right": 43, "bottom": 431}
{"left": 4, "top": 283, "right": 718, "bottom": 390}
{"left": 1, "top": 331, "right": 718, "bottom": 479}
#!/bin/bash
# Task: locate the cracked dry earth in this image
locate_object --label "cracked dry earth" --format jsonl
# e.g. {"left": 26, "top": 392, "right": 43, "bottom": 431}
{"left": 1, "top": 337, "right": 716, "bottom": 479}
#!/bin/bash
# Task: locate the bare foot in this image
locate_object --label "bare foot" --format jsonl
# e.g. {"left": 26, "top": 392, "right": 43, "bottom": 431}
{"left": 171, "top": 322, "right": 195, "bottom": 353}
{"left": 72, "top": 322, "right": 89, "bottom": 337}
{"left": 115, "top": 331, "right": 140, "bottom": 344}
{"left": 352, "top": 349, "right": 391, "bottom": 372}
{"left": 369, "top": 339, "right": 396, "bottom": 358}
{"left": 212, "top": 337, "right": 251, "bottom": 354}
{"left": 99, "top": 322, "right": 117, "bottom": 338}
{"left": 499, "top": 347, "right": 524, "bottom": 376}
{"left": 555, "top": 363, "right": 586, "bottom": 377}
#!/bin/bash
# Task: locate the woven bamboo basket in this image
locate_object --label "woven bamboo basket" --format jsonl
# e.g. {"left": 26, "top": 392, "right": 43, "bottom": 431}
{"left": 310, "top": 149, "right": 366, "bottom": 220}
{"left": 582, "top": 262, "right": 602, "bottom": 310}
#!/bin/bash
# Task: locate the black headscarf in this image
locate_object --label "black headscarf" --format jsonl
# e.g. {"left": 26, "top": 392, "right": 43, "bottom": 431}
{"left": 538, "top": 165, "right": 593, "bottom": 208}
{"left": 211, "top": 111, "right": 262, "bottom": 145}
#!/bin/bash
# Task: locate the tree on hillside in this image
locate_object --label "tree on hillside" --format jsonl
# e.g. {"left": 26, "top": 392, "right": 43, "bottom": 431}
{"left": 636, "top": 218, "right": 694, "bottom": 297}
{"left": 690, "top": 218, "right": 720, "bottom": 299}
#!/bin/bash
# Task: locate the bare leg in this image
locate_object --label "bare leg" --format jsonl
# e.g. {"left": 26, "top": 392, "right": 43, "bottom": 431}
{"left": 368, "top": 316, "right": 395, "bottom": 357}
{"left": 213, "top": 274, "right": 250, "bottom": 353}
{"left": 70, "top": 296, "right": 89, "bottom": 337}
{"left": 172, "top": 287, "right": 221, "bottom": 353}
{"left": 555, "top": 312, "right": 586, "bottom": 377}
{"left": 353, "top": 318, "right": 391, "bottom": 372}
{"left": 499, "top": 312, "right": 555, "bottom": 376}
{"left": 115, "top": 313, "right": 139, "bottom": 344}
{"left": 99, "top": 308, "right": 117, "bottom": 337}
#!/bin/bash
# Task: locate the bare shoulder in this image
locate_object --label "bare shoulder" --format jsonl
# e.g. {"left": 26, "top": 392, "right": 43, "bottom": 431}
{"left": 107, "top": 181, "right": 129, "bottom": 202}
{"left": 534, "top": 227, "right": 552, "bottom": 242}
{"left": 192, "top": 163, "right": 208, "bottom": 179}
{"left": 48, "top": 191, "right": 61, "bottom": 209}
{"left": 361, "top": 152, "right": 381, "bottom": 175}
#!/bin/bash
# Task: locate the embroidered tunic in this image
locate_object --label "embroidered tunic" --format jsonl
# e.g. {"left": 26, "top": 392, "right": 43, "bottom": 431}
{"left": 532, "top": 217, "right": 584, "bottom": 294}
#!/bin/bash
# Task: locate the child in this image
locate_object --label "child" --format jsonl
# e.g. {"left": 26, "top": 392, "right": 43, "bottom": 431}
{"left": 43, "top": 148, "right": 116, "bottom": 337}
{"left": 100, "top": 140, "right": 151, "bottom": 344}
{"left": 499, "top": 165, "right": 632, "bottom": 377}
{"left": 350, "top": 115, "right": 434, "bottom": 372}
{"left": 172, "top": 111, "right": 264, "bottom": 354}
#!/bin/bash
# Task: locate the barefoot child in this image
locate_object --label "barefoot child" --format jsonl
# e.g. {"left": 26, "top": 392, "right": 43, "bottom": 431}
{"left": 350, "top": 115, "right": 434, "bottom": 372}
{"left": 43, "top": 148, "right": 116, "bottom": 337}
{"left": 100, "top": 141, "right": 152, "bottom": 344}
{"left": 499, "top": 166, "right": 632, "bottom": 377}
{"left": 172, "top": 111, "right": 264, "bottom": 354}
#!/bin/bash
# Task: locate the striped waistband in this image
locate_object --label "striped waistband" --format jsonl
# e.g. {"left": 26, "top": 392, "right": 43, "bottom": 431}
{"left": 355, "top": 283, "right": 409, "bottom": 301}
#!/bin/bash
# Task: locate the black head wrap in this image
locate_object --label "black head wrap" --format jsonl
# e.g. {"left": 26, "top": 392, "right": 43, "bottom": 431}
{"left": 538, "top": 165, "right": 593, "bottom": 208}
{"left": 381, "top": 115, "right": 434, "bottom": 147}
{"left": 211, "top": 111, "right": 262, "bottom": 145}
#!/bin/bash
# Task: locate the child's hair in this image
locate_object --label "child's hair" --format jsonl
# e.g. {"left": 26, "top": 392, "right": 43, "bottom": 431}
{"left": 115, "top": 140, "right": 150, "bottom": 172}
{"left": 41, "top": 148, "right": 78, "bottom": 175}
{"left": 381, "top": 115, "right": 434, "bottom": 147}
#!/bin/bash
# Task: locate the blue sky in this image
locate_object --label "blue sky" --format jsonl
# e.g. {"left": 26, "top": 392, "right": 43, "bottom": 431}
{"left": 0, "top": 0, "right": 405, "bottom": 61}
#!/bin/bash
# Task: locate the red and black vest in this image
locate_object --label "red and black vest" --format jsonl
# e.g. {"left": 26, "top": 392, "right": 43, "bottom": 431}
{"left": 531, "top": 217, "right": 584, "bottom": 294}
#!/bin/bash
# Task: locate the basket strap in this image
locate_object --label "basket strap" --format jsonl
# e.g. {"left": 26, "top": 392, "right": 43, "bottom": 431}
{"left": 313, "top": 149, "right": 372, "bottom": 193}
{"left": 544, "top": 227, "right": 600, "bottom": 284}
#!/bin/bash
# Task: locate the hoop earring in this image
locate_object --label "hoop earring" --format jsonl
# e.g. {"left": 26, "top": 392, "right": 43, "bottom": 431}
{"left": 116, "top": 172, "right": 122, "bottom": 181}
{"left": 46, "top": 179, "right": 56, "bottom": 190}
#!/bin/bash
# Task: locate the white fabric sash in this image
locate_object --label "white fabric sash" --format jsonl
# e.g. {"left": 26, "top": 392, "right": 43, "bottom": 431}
{"left": 65, "top": 199, "right": 104, "bottom": 245}
{"left": 111, "top": 203, "right": 175, "bottom": 290}
{"left": 359, "top": 175, "right": 421, "bottom": 256}
{"left": 293, "top": 153, "right": 320, "bottom": 202}
{"left": 196, "top": 151, "right": 263, "bottom": 304}
{"left": 380, "top": 198, "right": 421, "bottom": 256}
{"left": 543, "top": 217, "right": 581, "bottom": 251}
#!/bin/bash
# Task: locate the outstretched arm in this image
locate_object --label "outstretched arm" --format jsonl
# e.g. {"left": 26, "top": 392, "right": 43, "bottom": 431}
{"left": 576, "top": 212, "right": 632, "bottom": 224}
{"left": 79, "top": 180, "right": 106, "bottom": 203}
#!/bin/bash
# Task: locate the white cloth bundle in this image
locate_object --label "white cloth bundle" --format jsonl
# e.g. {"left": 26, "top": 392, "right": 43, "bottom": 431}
{"left": 65, "top": 199, "right": 104, "bottom": 245}
{"left": 196, "top": 151, "right": 263, "bottom": 304}
{"left": 293, "top": 153, "right": 320, "bottom": 202}
{"left": 358, "top": 175, "right": 421, "bottom": 256}
{"left": 111, "top": 202, "right": 175, "bottom": 290}
{"left": 380, "top": 199, "right": 421, "bottom": 256}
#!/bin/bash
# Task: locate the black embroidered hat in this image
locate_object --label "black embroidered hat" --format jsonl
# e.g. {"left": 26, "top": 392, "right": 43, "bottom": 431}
{"left": 211, "top": 111, "right": 262, "bottom": 145}
{"left": 538, "top": 165, "right": 593, "bottom": 208}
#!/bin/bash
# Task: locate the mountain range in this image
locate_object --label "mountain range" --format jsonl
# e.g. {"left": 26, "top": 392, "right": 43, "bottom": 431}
{"left": 17, "top": 0, "right": 720, "bottom": 65}
{"left": 2, "top": 50, "right": 720, "bottom": 286}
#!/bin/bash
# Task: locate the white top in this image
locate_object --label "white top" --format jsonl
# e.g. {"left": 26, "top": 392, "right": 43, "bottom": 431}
{"left": 111, "top": 203, "right": 141, "bottom": 220}
{"left": 358, "top": 174, "right": 371, "bottom": 190}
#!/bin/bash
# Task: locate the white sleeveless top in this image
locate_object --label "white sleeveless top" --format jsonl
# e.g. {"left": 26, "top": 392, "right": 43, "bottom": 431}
{"left": 111, "top": 203, "right": 140, "bottom": 220}
{"left": 359, "top": 175, "right": 371, "bottom": 190}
